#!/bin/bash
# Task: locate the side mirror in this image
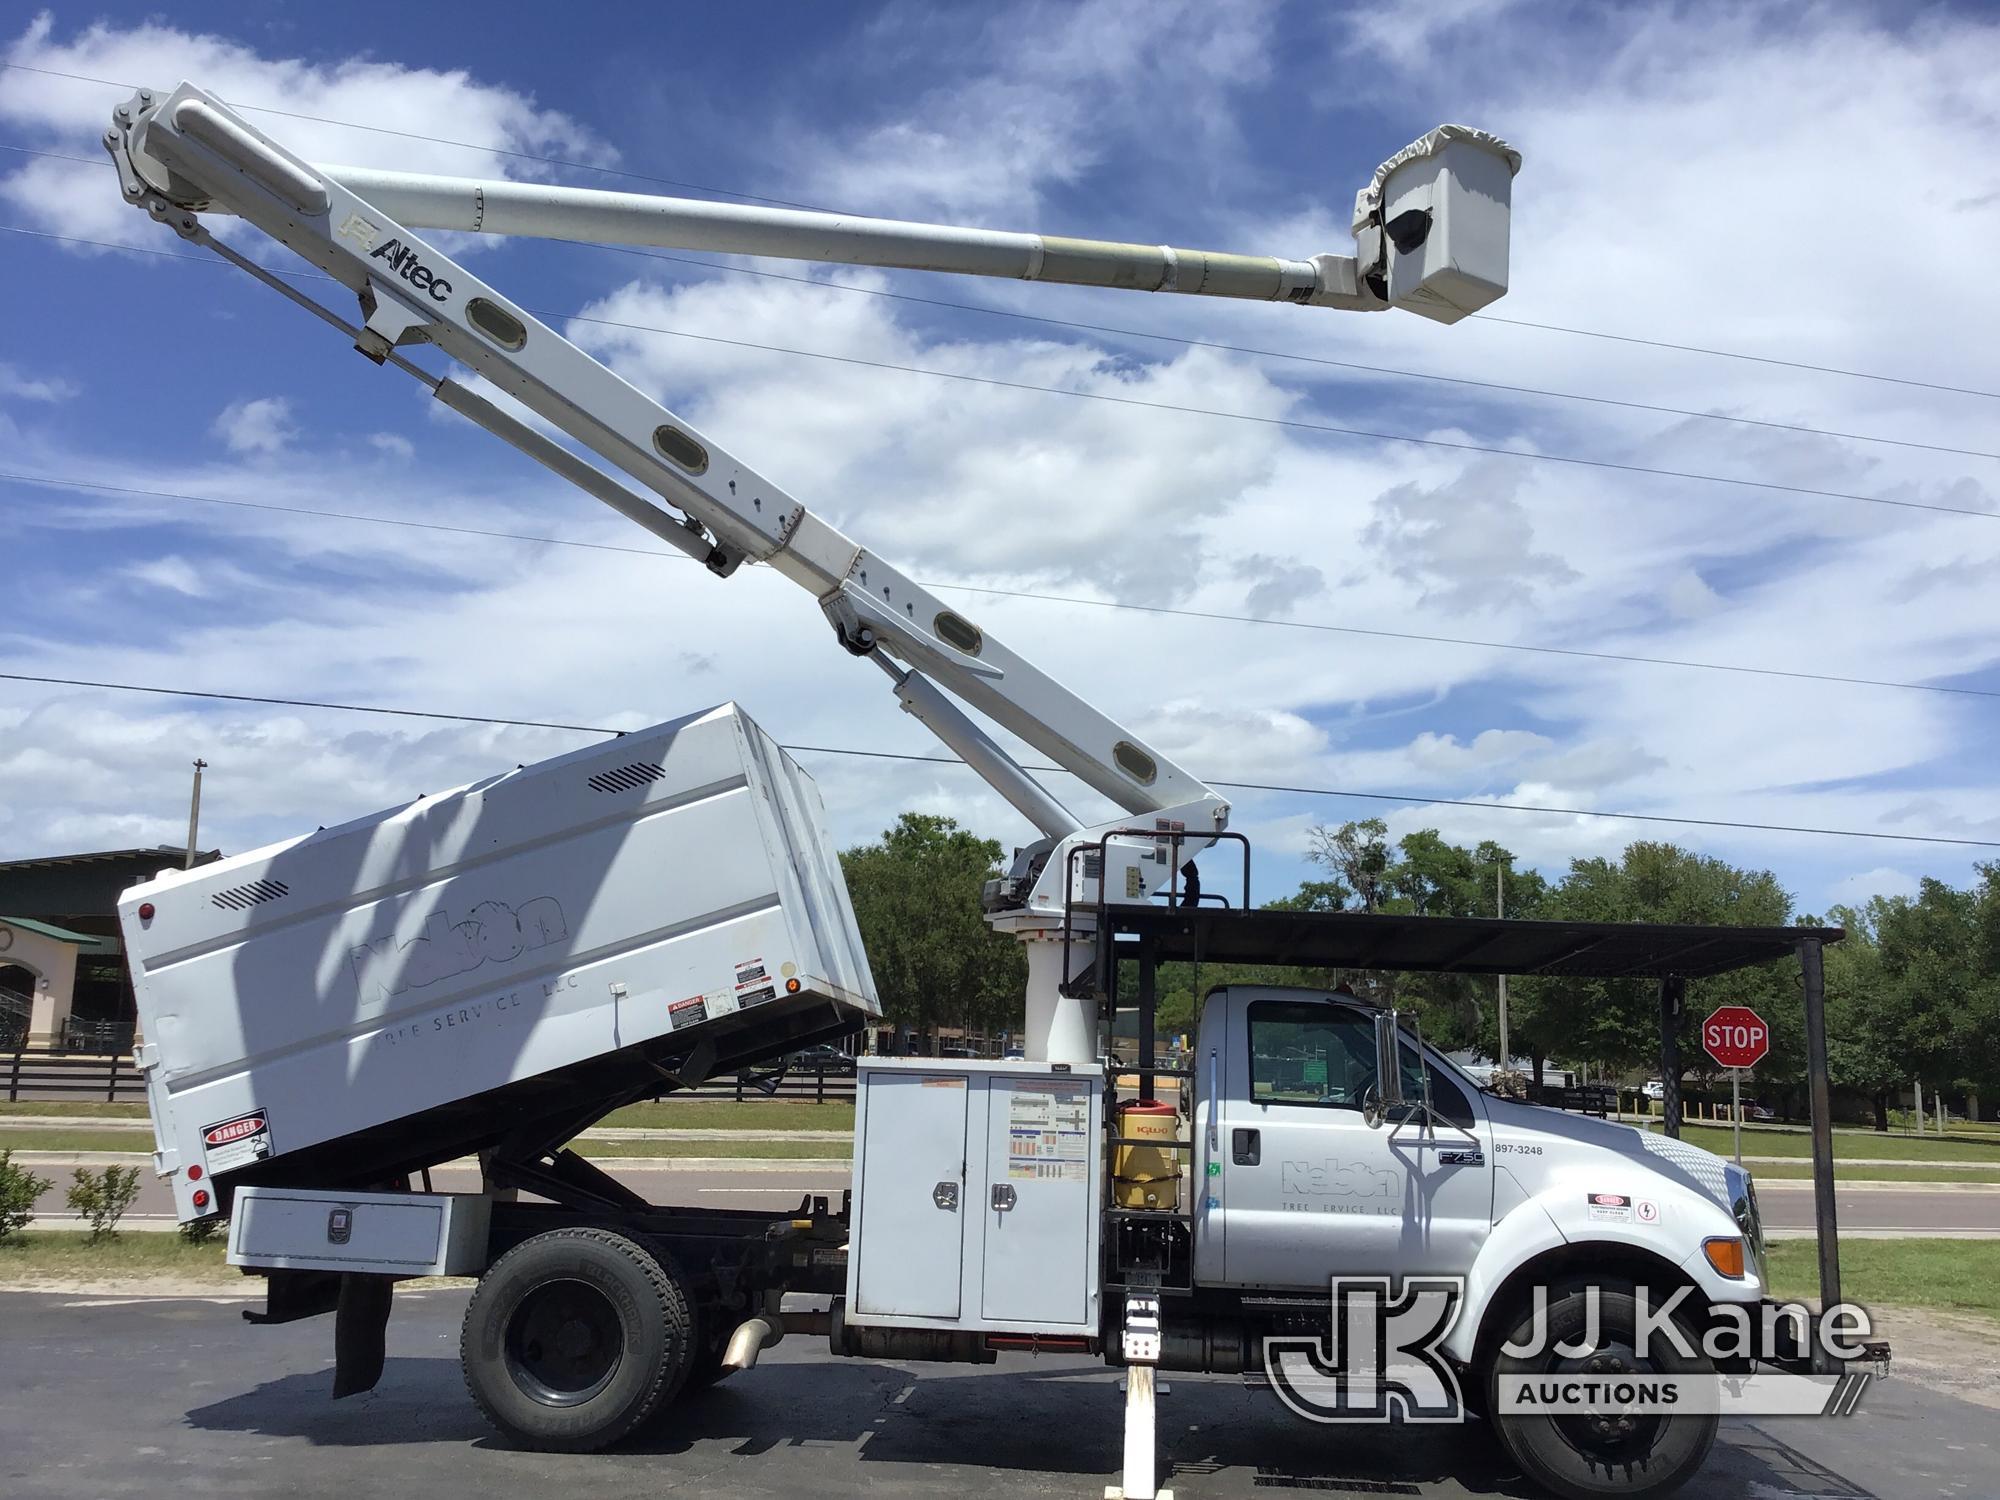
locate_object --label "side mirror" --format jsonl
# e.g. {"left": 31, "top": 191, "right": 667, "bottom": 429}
{"left": 1366, "top": 1009, "right": 1406, "bottom": 1127}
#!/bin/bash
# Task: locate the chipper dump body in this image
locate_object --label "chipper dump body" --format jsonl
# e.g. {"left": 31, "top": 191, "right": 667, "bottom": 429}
{"left": 119, "top": 703, "right": 878, "bottom": 1222}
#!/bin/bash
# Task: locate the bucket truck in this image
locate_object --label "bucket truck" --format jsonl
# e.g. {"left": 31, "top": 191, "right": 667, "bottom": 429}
{"left": 98, "top": 83, "right": 1846, "bottom": 1500}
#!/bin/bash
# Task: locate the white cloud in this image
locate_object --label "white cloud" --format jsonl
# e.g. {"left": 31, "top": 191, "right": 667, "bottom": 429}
{"left": 213, "top": 395, "right": 294, "bottom": 454}
{"left": 1, "top": 3, "right": 1996, "bottom": 928}
{"left": 368, "top": 432, "right": 415, "bottom": 460}
{"left": 0, "top": 361, "right": 78, "bottom": 401}
{"left": 798, "top": 0, "right": 1273, "bottom": 223}
{"left": 124, "top": 556, "right": 208, "bottom": 597}
{"left": 0, "top": 11, "right": 613, "bottom": 246}
{"left": 1827, "top": 865, "right": 1921, "bottom": 908}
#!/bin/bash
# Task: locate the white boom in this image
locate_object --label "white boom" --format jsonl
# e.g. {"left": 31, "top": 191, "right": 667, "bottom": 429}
{"left": 103, "top": 82, "right": 1517, "bottom": 1059}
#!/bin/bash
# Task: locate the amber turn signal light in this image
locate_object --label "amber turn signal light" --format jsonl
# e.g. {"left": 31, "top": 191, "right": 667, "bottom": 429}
{"left": 1702, "top": 1236, "right": 1746, "bottom": 1278}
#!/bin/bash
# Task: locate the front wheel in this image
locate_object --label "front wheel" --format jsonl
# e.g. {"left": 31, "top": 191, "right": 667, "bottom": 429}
{"left": 460, "top": 1227, "right": 693, "bottom": 1451}
{"left": 1488, "top": 1280, "right": 1717, "bottom": 1499}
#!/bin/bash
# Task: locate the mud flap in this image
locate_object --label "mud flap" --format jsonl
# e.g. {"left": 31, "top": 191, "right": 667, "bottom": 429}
{"left": 332, "top": 1273, "right": 396, "bottom": 1398}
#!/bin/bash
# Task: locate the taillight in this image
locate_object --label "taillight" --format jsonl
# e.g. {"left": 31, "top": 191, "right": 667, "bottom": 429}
{"left": 192, "top": 1189, "right": 211, "bottom": 1209}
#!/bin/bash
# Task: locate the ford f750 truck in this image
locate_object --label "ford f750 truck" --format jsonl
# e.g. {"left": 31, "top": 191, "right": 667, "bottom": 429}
{"left": 100, "top": 82, "right": 1864, "bottom": 1499}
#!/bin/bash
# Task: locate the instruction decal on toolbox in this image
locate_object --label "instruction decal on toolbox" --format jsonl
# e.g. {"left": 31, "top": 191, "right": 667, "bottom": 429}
{"left": 201, "top": 1107, "right": 273, "bottom": 1174}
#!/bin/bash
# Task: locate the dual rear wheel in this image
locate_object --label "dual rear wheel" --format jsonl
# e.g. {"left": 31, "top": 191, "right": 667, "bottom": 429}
{"left": 460, "top": 1226, "right": 702, "bottom": 1451}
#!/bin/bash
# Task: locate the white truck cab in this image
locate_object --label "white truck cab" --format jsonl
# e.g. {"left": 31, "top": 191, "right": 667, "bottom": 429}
{"left": 1193, "top": 986, "right": 1763, "bottom": 1332}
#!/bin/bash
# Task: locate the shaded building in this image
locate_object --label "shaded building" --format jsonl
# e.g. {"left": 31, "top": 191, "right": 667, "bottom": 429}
{"left": 0, "top": 847, "right": 221, "bottom": 1051}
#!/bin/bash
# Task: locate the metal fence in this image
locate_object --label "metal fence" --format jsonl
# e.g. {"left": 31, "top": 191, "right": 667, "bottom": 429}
{"left": 700, "top": 1064, "right": 857, "bottom": 1103}
{"left": 3, "top": 1048, "right": 146, "bottom": 1103}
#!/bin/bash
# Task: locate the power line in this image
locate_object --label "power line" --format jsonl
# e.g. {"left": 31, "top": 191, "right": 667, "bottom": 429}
{"left": 14, "top": 141, "right": 1987, "bottom": 464}
{"left": 5, "top": 222, "right": 1994, "bottom": 526}
{"left": 1476, "top": 314, "right": 2000, "bottom": 404}
{"left": 5, "top": 56, "right": 1990, "bottom": 401}
{"left": 3, "top": 669, "right": 1994, "bottom": 849}
{"left": 9, "top": 466, "right": 1998, "bottom": 705}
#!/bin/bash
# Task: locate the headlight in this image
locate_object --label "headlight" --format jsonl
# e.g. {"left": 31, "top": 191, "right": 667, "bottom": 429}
{"left": 1724, "top": 1162, "right": 1769, "bottom": 1286}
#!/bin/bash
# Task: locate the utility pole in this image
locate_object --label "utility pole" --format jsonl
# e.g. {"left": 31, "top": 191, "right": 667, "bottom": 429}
{"left": 185, "top": 759, "right": 208, "bottom": 869}
{"left": 1495, "top": 860, "right": 1510, "bottom": 1075}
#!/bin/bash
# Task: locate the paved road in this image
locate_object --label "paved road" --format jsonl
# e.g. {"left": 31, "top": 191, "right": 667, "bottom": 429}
{"left": 1, "top": 1289, "right": 1990, "bottom": 1500}
{"left": 30, "top": 1159, "right": 2000, "bottom": 1239}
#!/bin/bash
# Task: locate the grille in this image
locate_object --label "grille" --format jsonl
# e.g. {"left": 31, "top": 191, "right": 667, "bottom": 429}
{"left": 211, "top": 878, "right": 289, "bottom": 911}
{"left": 587, "top": 761, "right": 667, "bottom": 794}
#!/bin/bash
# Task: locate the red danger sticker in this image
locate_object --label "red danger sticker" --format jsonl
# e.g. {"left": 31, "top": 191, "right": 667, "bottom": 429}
{"left": 199, "top": 1107, "right": 273, "bottom": 1174}
{"left": 206, "top": 1115, "right": 265, "bottom": 1145}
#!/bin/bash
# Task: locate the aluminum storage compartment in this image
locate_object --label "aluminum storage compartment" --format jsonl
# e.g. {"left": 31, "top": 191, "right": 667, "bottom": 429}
{"left": 846, "top": 1058, "right": 1104, "bottom": 1336}
{"left": 229, "top": 1186, "right": 491, "bottom": 1276}
{"left": 121, "top": 702, "right": 877, "bottom": 1221}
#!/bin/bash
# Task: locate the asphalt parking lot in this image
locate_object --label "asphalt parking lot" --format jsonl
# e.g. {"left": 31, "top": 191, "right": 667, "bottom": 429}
{"left": 2, "top": 1289, "right": 1993, "bottom": 1499}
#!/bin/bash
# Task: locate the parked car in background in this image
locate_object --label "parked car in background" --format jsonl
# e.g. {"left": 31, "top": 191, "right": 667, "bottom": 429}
{"left": 1642, "top": 1079, "right": 1665, "bottom": 1101}
{"left": 786, "top": 1043, "right": 856, "bottom": 1074}
{"left": 1742, "top": 1100, "right": 1777, "bottom": 1122}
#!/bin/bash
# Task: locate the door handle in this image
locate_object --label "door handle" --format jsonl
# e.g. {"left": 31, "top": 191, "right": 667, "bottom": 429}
{"left": 991, "top": 1183, "right": 1017, "bottom": 1212}
{"left": 1231, "top": 1127, "right": 1261, "bottom": 1166}
{"left": 932, "top": 1180, "right": 959, "bottom": 1211}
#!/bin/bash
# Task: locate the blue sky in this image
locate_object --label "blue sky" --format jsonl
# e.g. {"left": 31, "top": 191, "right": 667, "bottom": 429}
{"left": 2, "top": 1, "right": 1997, "bottom": 918}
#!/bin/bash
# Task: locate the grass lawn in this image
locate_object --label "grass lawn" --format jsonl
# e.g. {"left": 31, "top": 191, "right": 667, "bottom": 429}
{"left": 0, "top": 1101, "right": 151, "bottom": 1118}
{"left": 1767, "top": 1238, "right": 2000, "bottom": 1319}
{"left": 1749, "top": 1161, "right": 2000, "bottom": 1184}
{"left": 0, "top": 1231, "right": 235, "bottom": 1282}
{"left": 1652, "top": 1122, "right": 2000, "bottom": 1164}
{"left": 573, "top": 1136, "right": 850, "bottom": 1160}
{"left": 1, "top": 1130, "right": 153, "bottom": 1153}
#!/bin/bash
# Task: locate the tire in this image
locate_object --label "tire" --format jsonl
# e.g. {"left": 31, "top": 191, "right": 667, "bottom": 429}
{"left": 1488, "top": 1280, "right": 1717, "bottom": 1500}
{"left": 460, "top": 1227, "right": 693, "bottom": 1451}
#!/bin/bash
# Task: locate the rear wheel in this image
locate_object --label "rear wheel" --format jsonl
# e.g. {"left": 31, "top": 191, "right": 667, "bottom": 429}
{"left": 461, "top": 1227, "right": 693, "bottom": 1451}
{"left": 1488, "top": 1280, "right": 1717, "bottom": 1499}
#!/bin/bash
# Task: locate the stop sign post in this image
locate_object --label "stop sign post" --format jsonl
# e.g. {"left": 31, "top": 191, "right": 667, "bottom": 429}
{"left": 1703, "top": 1005, "right": 1769, "bottom": 1164}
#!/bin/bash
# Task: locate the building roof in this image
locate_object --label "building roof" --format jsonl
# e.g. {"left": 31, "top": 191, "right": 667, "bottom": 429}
{"left": 0, "top": 915, "right": 119, "bottom": 953}
{"left": 0, "top": 846, "right": 220, "bottom": 874}
{"left": 1106, "top": 905, "right": 1839, "bottom": 980}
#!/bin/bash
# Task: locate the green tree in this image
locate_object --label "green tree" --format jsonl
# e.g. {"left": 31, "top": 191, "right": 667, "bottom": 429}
{"left": 1509, "top": 843, "right": 1795, "bottom": 1092}
{"left": 840, "top": 813, "right": 1026, "bottom": 1042}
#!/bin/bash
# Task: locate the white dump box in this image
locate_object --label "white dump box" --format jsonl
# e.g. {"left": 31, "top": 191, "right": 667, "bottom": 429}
{"left": 120, "top": 702, "right": 877, "bottom": 1221}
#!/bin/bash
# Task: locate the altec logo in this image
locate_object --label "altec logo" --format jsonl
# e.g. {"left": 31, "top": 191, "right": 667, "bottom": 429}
{"left": 369, "top": 237, "right": 453, "bottom": 302}
{"left": 206, "top": 1115, "right": 265, "bottom": 1146}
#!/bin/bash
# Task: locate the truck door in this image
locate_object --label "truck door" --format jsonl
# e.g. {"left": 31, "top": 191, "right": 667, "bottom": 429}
{"left": 1217, "top": 996, "right": 1492, "bottom": 1289}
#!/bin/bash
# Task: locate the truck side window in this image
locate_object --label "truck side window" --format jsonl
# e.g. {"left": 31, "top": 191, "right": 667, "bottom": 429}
{"left": 1247, "top": 1000, "right": 1377, "bottom": 1108}
{"left": 1247, "top": 999, "right": 1475, "bottom": 1127}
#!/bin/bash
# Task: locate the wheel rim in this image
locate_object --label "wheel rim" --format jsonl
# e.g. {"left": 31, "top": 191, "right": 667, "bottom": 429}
{"left": 1540, "top": 1340, "right": 1668, "bottom": 1466}
{"left": 503, "top": 1278, "right": 625, "bottom": 1407}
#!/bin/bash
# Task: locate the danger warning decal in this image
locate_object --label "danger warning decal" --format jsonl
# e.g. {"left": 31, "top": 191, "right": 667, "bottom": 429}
{"left": 667, "top": 995, "right": 709, "bottom": 1030}
{"left": 1586, "top": 1191, "right": 1634, "bottom": 1224}
{"left": 201, "top": 1108, "right": 273, "bottom": 1175}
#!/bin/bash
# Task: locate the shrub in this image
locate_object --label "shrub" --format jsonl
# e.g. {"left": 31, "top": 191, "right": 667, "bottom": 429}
{"left": 179, "top": 1215, "right": 227, "bottom": 1246}
{"left": 0, "top": 1149, "right": 54, "bottom": 1241}
{"left": 67, "top": 1165, "right": 142, "bottom": 1242}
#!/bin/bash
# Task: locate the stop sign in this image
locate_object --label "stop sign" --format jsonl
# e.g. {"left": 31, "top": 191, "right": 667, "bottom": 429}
{"left": 1702, "top": 1006, "right": 1770, "bottom": 1070}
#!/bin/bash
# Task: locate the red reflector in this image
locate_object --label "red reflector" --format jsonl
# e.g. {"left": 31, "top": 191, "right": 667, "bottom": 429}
{"left": 186, "top": 1165, "right": 203, "bottom": 1181}
{"left": 138, "top": 902, "right": 156, "bottom": 920}
{"left": 191, "top": 1189, "right": 210, "bottom": 1209}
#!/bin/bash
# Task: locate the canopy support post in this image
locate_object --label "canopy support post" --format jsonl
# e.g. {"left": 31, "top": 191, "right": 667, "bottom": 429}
{"left": 1659, "top": 975, "right": 1685, "bottom": 1140}
{"left": 1799, "top": 936, "right": 1842, "bottom": 1368}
